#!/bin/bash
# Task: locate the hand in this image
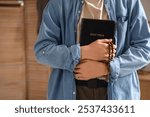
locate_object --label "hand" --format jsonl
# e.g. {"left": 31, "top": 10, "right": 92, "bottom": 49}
{"left": 74, "top": 60, "right": 108, "bottom": 81}
{"left": 81, "top": 39, "right": 116, "bottom": 62}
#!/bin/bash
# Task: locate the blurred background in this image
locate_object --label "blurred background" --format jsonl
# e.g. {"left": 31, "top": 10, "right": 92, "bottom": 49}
{"left": 0, "top": 0, "right": 150, "bottom": 100}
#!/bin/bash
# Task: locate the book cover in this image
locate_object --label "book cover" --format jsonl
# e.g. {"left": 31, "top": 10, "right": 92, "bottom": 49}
{"left": 80, "top": 18, "right": 116, "bottom": 46}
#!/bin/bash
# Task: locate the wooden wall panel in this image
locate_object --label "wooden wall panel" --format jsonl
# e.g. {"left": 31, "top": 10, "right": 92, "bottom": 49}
{"left": 0, "top": 65, "right": 26, "bottom": 99}
{"left": 0, "top": 4, "right": 26, "bottom": 99}
{"left": 140, "top": 80, "right": 150, "bottom": 100}
{"left": 0, "top": 7, "right": 25, "bottom": 64}
{"left": 24, "top": 0, "right": 50, "bottom": 100}
{"left": 139, "top": 72, "right": 150, "bottom": 100}
{"left": 27, "top": 64, "right": 49, "bottom": 99}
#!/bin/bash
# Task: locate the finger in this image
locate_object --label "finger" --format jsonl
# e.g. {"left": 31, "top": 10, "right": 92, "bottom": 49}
{"left": 80, "top": 59, "right": 90, "bottom": 63}
{"left": 77, "top": 77, "right": 90, "bottom": 81}
{"left": 104, "top": 53, "right": 109, "bottom": 58}
{"left": 74, "top": 67, "right": 81, "bottom": 74}
{"left": 75, "top": 65, "right": 81, "bottom": 69}
{"left": 74, "top": 66, "right": 82, "bottom": 72}
{"left": 74, "top": 70, "right": 79, "bottom": 74}
{"left": 75, "top": 76, "right": 79, "bottom": 80}
{"left": 79, "top": 59, "right": 87, "bottom": 63}
{"left": 75, "top": 74, "right": 80, "bottom": 79}
{"left": 74, "top": 67, "right": 80, "bottom": 70}
{"left": 97, "top": 39, "right": 112, "bottom": 43}
{"left": 75, "top": 74, "right": 84, "bottom": 80}
{"left": 103, "top": 56, "right": 109, "bottom": 62}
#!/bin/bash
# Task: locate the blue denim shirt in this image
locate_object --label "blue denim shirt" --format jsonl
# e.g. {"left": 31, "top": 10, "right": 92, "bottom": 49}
{"left": 34, "top": 0, "right": 150, "bottom": 100}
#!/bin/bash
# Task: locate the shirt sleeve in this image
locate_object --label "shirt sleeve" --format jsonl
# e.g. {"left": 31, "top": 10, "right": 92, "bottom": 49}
{"left": 110, "top": 0, "right": 150, "bottom": 80}
{"left": 34, "top": 0, "right": 80, "bottom": 72}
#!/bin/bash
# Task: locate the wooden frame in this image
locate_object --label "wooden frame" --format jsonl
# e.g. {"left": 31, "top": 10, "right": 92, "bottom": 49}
{"left": 0, "top": 1, "right": 24, "bottom": 7}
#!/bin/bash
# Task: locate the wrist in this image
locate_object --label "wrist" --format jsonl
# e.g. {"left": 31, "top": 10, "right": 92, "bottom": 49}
{"left": 81, "top": 45, "right": 89, "bottom": 60}
{"left": 99, "top": 62, "right": 108, "bottom": 76}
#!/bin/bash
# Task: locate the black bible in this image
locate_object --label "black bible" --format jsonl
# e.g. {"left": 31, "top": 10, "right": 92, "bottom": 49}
{"left": 80, "top": 18, "right": 116, "bottom": 46}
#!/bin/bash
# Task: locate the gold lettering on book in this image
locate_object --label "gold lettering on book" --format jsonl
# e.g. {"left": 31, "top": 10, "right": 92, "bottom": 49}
{"left": 90, "top": 33, "right": 105, "bottom": 37}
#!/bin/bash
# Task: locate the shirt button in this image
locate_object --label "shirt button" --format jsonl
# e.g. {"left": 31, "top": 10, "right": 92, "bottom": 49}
{"left": 73, "top": 92, "right": 76, "bottom": 95}
{"left": 42, "top": 51, "right": 45, "bottom": 55}
{"left": 81, "top": 0, "right": 84, "bottom": 4}
{"left": 78, "top": 11, "right": 81, "bottom": 14}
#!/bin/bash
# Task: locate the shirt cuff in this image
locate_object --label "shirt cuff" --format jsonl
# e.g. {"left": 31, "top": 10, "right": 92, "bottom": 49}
{"left": 64, "top": 44, "right": 81, "bottom": 72}
{"left": 109, "top": 58, "right": 120, "bottom": 81}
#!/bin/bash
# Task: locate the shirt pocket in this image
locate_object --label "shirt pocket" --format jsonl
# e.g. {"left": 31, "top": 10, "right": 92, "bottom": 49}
{"left": 116, "top": 16, "right": 129, "bottom": 41}
{"left": 116, "top": 16, "right": 129, "bottom": 54}
{"left": 117, "top": 16, "right": 128, "bottom": 29}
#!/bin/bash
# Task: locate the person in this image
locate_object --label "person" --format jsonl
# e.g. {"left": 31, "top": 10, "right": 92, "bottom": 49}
{"left": 34, "top": 0, "right": 150, "bottom": 100}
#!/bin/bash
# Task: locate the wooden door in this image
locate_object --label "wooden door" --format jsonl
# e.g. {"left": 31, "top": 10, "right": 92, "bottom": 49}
{"left": 0, "top": 1, "right": 26, "bottom": 99}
